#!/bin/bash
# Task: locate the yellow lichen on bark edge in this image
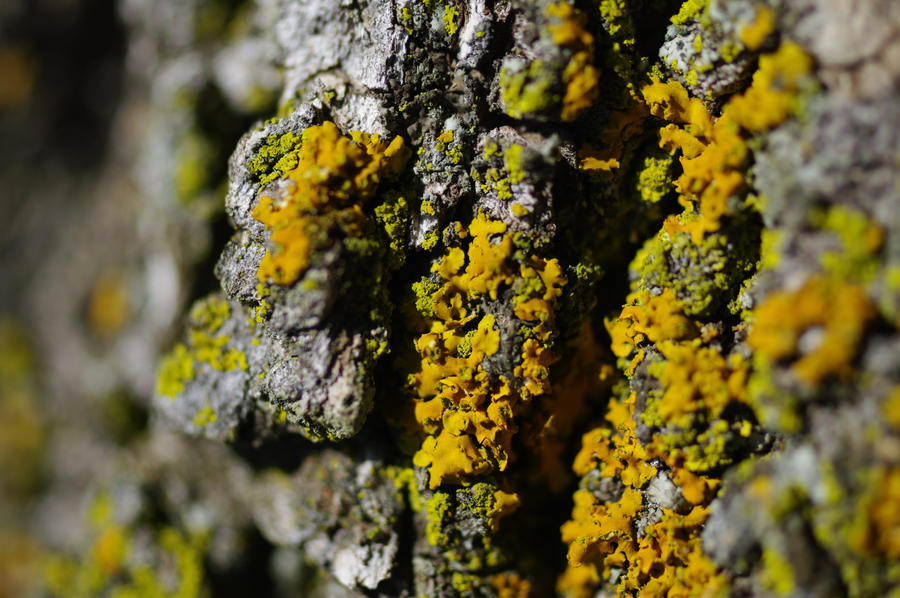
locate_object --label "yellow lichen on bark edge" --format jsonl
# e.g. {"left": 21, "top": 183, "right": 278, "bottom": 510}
{"left": 641, "top": 42, "right": 813, "bottom": 245}
{"left": 560, "top": 392, "right": 727, "bottom": 597}
{"left": 253, "top": 121, "right": 410, "bottom": 286}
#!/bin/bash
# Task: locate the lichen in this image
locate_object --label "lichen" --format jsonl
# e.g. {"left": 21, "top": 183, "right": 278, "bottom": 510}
{"left": 747, "top": 276, "right": 875, "bottom": 386}
{"left": 42, "top": 494, "right": 210, "bottom": 598}
{"left": 155, "top": 297, "right": 248, "bottom": 399}
{"left": 642, "top": 42, "right": 814, "bottom": 244}
{"left": 499, "top": 2, "right": 598, "bottom": 122}
{"left": 408, "top": 213, "right": 567, "bottom": 489}
{"left": 252, "top": 122, "right": 410, "bottom": 286}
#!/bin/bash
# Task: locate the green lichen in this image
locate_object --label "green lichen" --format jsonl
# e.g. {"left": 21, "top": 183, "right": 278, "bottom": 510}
{"left": 155, "top": 345, "right": 193, "bottom": 399}
{"left": 385, "top": 466, "right": 423, "bottom": 511}
{"left": 425, "top": 492, "right": 452, "bottom": 546}
{"left": 246, "top": 132, "right": 303, "bottom": 185}
{"left": 499, "top": 61, "right": 558, "bottom": 120}
{"left": 188, "top": 296, "right": 230, "bottom": 334}
{"left": 422, "top": 229, "right": 441, "bottom": 250}
{"left": 720, "top": 40, "right": 741, "bottom": 63}
{"left": 814, "top": 205, "right": 884, "bottom": 283}
{"left": 761, "top": 547, "right": 796, "bottom": 595}
{"left": 42, "top": 510, "right": 210, "bottom": 598}
{"left": 401, "top": 8, "right": 413, "bottom": 34}
{"left": 155, "top": 303, "right": 248, "bottom": 400}
{"left": 374, "top": 194, "right": 410, "bottom": 269}
{"left": 598, "top": 0, "right": 633, "bottom": 39}
{"left": 191, "top": 406, "right": 217, "bottom": 428}
{"left": 630, "top": 219, "right": 759, "bottom": 318}
{"left": 435, "top": 130, "right": 463, "bottom": 164}
{"left": 634, "top": 151, "right": 675, "bottom": 203}
{"left": 503, "top": 144, "right": 526, "bottom": 184}
{"left": 456, "top": 329, "right": 476, "bottom": 358}
{"left": 412, "top": 278, "right": 441, "bottom": 317}
{"left": 173, "top": 133, "right": 215, "bottom": 205}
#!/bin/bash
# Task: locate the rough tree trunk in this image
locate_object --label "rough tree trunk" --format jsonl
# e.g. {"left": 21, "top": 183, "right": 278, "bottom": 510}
{"left": 2, "top": 0, "right": 900, "bottom": 597}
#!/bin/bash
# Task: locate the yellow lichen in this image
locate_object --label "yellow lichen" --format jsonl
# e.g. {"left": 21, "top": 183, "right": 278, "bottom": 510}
{"left": 606, "top": 288, "right": 697, "bottom": 363}
{"left": 883, "top": 386, "right": 900, "bottom": 429}
{"left": 87, "top": 270, "right": 131, "bottom": 339}
{"left": 722, "top": 42, "right": 813, "bottom": 133}
{"left": 559, "top": 469, "right": 725, "bottom": 598}
{"left": 546, "top": 2, "right": 599, "bottom": 121}
{"left": 856, "top": 467, "right": 900, "bottom": 558}
{"left": 572, "top": 394, "right": 658, "bottom": 487}
{"left": 747, "top": 276, "right": 875, "bottom": 385}
{"left": 739, "top": 6, "right": 775, "bottom": 51}
{"left": 641, "top": 42, "right": 813, "bottom": 244}
{"left": 491, "top": 572, "right": 532, "bottom": 598}
{"left": 253, "top": 121, "right": 410, "bottom": 286}
{"left": 409, "top": 213, "right": 567, "bottom": 489}
{"left": 0, "top": 46, "right": 36, "bottom": 109}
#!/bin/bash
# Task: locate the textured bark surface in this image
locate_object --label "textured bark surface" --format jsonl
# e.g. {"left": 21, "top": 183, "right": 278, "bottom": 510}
{"left": 2, "top": 0, "right": 900, "bottom": 597}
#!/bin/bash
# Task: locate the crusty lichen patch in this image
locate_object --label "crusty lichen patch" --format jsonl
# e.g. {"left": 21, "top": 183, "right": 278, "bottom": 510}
{"left": 408, "top": 213, "right": 568, "bottom": 489}
{"left": 252, "top": 121, "right": 410, "bottom": 286}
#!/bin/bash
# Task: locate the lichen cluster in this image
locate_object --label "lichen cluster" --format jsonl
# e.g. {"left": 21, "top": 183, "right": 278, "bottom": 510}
{"left": 12, "top": 0, "right": 900, "bottom": 597}
{"left": 407, "top": 213, "right": 567, "bottom": 489}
